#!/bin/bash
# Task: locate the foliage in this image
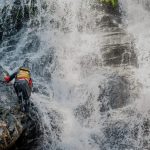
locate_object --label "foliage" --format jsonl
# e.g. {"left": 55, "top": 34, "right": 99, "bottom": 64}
{"left": 100, "top": 0, "right": 118, "bottom": 7}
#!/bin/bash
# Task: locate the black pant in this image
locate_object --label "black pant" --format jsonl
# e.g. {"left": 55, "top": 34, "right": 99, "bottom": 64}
{"left": 14, "top": 80, "right": 31, "bottom": 112}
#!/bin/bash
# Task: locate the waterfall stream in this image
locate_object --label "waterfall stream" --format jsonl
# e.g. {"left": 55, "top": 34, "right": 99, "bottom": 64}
{"left": 0, "top": 0, "right": 150, "bottom": 149}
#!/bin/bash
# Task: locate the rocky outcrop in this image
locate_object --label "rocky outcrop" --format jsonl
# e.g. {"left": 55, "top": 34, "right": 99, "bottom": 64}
{"left": 91, "top": 1, "right": 137, "bottom": 67}
{"left": 0, "top": 66, "right": 43, "bottom": 150}
{"left": 98, "top": 75, "right": 130, "bottom": 112}
{"left": 95, "top": 0, "right": 138, "bottom": 109}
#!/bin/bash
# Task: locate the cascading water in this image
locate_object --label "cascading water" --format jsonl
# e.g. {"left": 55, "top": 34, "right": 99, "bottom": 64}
{"left": 0, "top": 0, "right": 150, "bottom": 149}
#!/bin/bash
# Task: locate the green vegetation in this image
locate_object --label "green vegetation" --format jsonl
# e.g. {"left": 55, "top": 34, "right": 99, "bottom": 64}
{"left": 99, "top": 0, "right": 118, "bottom": 7}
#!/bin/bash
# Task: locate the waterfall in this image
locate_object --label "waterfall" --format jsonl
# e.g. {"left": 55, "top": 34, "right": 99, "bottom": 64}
{"left": 0, "top": 0, "right": 150, "bottom": 149}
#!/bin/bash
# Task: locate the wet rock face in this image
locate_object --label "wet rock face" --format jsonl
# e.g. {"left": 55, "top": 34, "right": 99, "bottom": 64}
{"left": 92, "top": 1, "right": 137, "bottom": 67}
{"left": 0, "top": 66, "right": 43, "bottom": 150}
{"left": 0, "top": 0, "right": 39, "bottom": 40}
{"left": 0, "top": 80, "right": 22, "bottom": 148}
{"left": 98, "top": 75, "right": 130, "bottom": 112}
{"left": 100, "top": 25, "right": 137, "bottom": 67}
{"left": 102, "top": 42, "right": 137, "bottom": 66}
{"left": 90, "top": 112, "right": 150, "bottom": 150}
{"left": 91, "top": 121, "right": 132, "bottom": 150}
{"left": 0, "top": 0, "right": 42, "bottom": 71}
{"left": 91, "top": 120, "right": 133, "bottom": 150}
{"left": 103, "top": 121, "right": 131, "bottom": 149}
{"left": 74, "top": 94, "right": 95, "bottom": 124}
{"left": 12, "top": 106, "right": 43, "bottom": 150}
{"left": 92, "top": 0, "right": 121, "bottom": 27}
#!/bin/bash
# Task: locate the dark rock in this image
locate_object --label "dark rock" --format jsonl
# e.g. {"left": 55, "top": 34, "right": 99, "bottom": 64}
{"left": 0, "top": 66, "right": 43, "bottom": 150}
{"left": 74, "top": 94, "right": 95, "bottom": 123}
{"left": 90, "top": 111, "right": 150, "bottom": 150}
{"left": 0, "top": 0, "right": 39, "bottom": 40}
{"left": 102, "top": 41, "right": 137, "bottom": 67}
{"left": 90, "top": 1, "right": 137, "bottom": 67}
{"left": 98, "top": 75, "right": 130, "bottom": 112}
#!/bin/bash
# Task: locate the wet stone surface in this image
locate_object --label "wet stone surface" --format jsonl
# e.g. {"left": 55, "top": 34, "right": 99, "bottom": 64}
{"left": 98, "top": 75, "right": 131, "bottom": 112}
{"left": 0, "top": 66, "right": 43, "bottom": 150}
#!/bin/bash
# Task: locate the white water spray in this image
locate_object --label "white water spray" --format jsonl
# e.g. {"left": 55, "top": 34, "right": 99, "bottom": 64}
{"left": 1, "top": 0, "right": 150, "bottom": 149}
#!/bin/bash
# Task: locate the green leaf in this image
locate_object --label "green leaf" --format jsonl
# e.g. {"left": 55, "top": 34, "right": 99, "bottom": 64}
{"left": 99, "top": 0, "right": 118, "bottom": 7}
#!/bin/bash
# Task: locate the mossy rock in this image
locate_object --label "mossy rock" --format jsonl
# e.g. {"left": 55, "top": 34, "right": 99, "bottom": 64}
{"left": 99, "top": 0, "right": 118, "bottom": 7}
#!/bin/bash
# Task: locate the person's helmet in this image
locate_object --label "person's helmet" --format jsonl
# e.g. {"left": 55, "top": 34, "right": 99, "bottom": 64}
{"left": 20, "top": 58, "right": 30, "bottom": 71}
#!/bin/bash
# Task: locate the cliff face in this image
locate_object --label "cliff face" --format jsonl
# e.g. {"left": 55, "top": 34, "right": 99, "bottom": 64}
{"left": 0, "top": 1, "right": 61, "bottom": 149}
{"left": 0, "top": 66, "right": 42, "bottom": 150}
{"left": 1, "top": 0, "right": 150, "bottom": 149}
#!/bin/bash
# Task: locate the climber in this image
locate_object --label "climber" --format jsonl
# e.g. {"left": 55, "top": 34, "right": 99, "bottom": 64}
{"left": 4, "top": 61, "right": 32, "bottom": 113}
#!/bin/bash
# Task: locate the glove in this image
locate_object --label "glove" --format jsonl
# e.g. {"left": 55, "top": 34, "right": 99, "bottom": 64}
{"left": 29, "top": 78, "right": 32, "bottom": 87}
{"left": 4, "top": 76, "right": 10, "bottom": 83}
